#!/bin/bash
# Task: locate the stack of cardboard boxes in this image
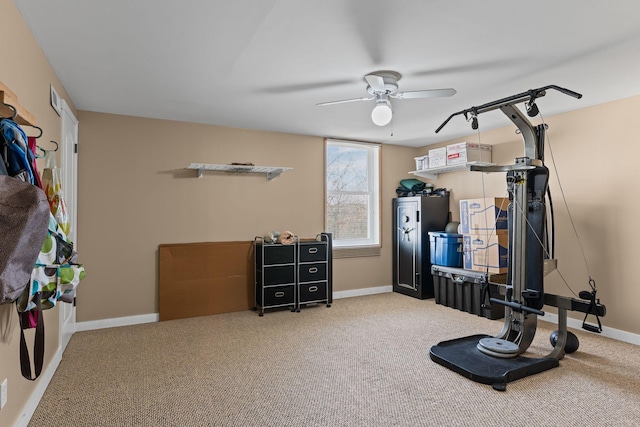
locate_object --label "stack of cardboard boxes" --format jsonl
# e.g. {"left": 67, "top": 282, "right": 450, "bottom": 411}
{"left": 445, "top": 142, "right": 492, "bottom": 166}
{"left": 414, "top": 142, "right": 492, "bottom": 171}
{"left": 459, "top": 197, "right": 509, "bottom": 274}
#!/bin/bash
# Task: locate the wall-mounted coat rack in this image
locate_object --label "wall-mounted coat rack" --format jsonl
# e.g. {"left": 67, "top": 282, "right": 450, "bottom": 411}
{"left": 186, "top": 163, "right": 293, "bottom": 180}
{"left": 0, "top": 81, "right": 37, "bottom": 126}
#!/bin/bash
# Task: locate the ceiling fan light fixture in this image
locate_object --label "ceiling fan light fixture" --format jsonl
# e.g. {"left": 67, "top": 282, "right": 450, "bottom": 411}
{"left": 317, "top": 70, "right": 455, "bottom": 127}
{"left": 371, "top": 99, "right": 392, "bottom": 126}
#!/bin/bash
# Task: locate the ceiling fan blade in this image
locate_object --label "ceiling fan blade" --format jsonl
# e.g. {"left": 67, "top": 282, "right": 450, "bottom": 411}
{"left": 316, "top": 96, "right": 374, "bottom": 106}
{"left": 364, "top": 74, "right": 386, "bottom": 92}
{"left": 391, "top": 88, "right": 457, "bottom": 99}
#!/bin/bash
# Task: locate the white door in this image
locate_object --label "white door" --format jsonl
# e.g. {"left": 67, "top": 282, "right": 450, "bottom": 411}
{"left": 60, "top": 99, "right": 78, "bottom": 351}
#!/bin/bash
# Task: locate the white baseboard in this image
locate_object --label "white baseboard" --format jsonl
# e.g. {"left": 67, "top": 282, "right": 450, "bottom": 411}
{"left": 540, "top": 312, "right": 640, "bottom": 346}
{"left": 333, "top": 285, "right": 392, "bottom": 300}
{"left": 75, "top": 313, "right": 159, "bottom": 332}
{"left": 16, "top": 347, "right": 63, "bottom": 427}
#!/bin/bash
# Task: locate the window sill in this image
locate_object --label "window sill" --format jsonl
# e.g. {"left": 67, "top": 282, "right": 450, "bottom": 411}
{"left": 333, "top": 246, "right": 381, "bottom": 259}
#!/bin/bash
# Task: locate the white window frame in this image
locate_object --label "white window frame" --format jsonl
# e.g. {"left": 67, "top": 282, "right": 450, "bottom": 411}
{"left": 325, "top": 139, "right": 380, "bottom": 251}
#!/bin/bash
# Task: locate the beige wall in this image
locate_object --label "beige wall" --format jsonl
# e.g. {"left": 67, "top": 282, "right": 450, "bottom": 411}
{"left": 417, "top": 95, "right": 640, "bottom": 335}
{"left": 0, "top": 0, "right": 77, "bottom": 425}
{"left": 76, "top": 112, "right": 415, "bottom": 320}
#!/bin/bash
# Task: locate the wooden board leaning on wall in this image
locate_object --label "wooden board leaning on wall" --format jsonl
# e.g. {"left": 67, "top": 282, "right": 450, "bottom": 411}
{"left": 158, "top": 241, "right": 254, "bottom": 321}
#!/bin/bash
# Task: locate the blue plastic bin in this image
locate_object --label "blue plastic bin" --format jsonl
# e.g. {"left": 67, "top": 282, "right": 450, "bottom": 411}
{"left": 429, "top": 232, "right": 463, "bottom": 267}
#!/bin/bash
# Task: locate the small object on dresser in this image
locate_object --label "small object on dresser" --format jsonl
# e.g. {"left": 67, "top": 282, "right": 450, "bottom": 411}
{"left": 263, "top": 231, "right": 280, "bottom": 244}
{"left": 277, "top": 231, "right": 295, "bottom": 245}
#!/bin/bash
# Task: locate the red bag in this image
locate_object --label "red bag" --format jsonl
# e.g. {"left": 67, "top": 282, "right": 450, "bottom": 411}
{"left": 27, "top": 136, "right": 43, "bottom": 188}
{"left": 20, "top": 310, "right": 39, "bottom": 329}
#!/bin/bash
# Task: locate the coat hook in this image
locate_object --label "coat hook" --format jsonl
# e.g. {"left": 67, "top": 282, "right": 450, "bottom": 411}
{"left": 2, "top": 103, "right": 18, "bottom": 120}
{"left": 50, "top": 140, "right": 59, "bottom": 151}
{"left": 26, "top": 125, "right": 43, "bottom": 138}
{"left": 36, "top": 145, "right": 47, "bottom": 158}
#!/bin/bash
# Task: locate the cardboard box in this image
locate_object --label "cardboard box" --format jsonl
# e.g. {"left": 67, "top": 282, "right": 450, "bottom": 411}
{"left": 446, "top": 142, "right": 492, "bottom": 166}
{"left": 158, "top": 241, "right": 254, "bottom": 321}
{"left": 414, "top": 155, "right": 428, "bottom": 171}
{"left": 463, "top": 234, "right": 509, "bottom": 274}
{"left": 428, "top": 147, "right": 447, "bottom": 168}
{"left": 459, "top": 197, "right": 509, "bottom": 234}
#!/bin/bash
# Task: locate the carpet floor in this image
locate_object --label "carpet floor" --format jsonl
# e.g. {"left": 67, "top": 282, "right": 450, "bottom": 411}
{"left": 29, "top": 292, "right": 640, "bottom": 426}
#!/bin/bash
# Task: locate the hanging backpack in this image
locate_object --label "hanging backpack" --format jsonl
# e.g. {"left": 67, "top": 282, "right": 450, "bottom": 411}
{"left": 0, "top": 175, "right": 50, "bottom": 304}
{"left": 0, "top": 177, "right": 50, "bottom": 381}
{"left": 1, "top": 118, "right": 35, "bottom": 184}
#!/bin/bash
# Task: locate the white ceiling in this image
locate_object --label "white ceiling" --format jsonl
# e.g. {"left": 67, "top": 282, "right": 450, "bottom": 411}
{"left": 14, "top": 0, "right": 640, "bottom": 147}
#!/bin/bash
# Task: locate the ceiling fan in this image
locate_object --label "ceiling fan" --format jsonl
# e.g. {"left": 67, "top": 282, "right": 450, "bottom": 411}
{"left": 316, "top": 70, "right": 456, "bottom": 126}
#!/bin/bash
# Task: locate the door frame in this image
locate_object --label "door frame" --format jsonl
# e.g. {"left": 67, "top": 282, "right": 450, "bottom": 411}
{"left": 60, "top": 99, "right": 78, "bottom": 351}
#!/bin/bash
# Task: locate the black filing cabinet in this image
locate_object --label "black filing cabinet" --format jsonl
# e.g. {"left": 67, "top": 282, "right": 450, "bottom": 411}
{"left": 254, "top": 241, "right": 297, "bottom": 316}
{"left": 297, "top": 233, "right": 331, "bottom": 311}
{"left": 393, "top": 195, "right": 450, "bottom": 299}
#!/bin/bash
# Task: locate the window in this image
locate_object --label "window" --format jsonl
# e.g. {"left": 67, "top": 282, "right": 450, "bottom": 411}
{"left": 325, "top": 139, "right": 380, "bottom": 253}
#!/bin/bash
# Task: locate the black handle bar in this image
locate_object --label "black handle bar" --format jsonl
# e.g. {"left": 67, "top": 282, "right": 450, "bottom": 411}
{"left": 435, "top": 85, "right": 582, "bottom": 134}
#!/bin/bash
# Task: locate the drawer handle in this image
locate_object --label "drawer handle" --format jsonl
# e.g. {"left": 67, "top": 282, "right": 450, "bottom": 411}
{"left": 274, "top": 291, "right": 285, "bottom": 298}
{"left": 308, "top": 248, "right": 318, "bottom": 254}
{"left": 308, "top": 286, "right": 318, "bottom": 292}
{"left": 308, "top": 267, "right": 318, "bottom": 274}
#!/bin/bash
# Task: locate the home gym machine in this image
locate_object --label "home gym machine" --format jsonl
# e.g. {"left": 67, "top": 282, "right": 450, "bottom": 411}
{"left": 429, "top": 85, "right": 607, "bottom": 391}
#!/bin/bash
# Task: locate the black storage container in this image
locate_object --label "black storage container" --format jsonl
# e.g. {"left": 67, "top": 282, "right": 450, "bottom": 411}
{"left": 431, "top": 265, "right": 505, "bottom": 320}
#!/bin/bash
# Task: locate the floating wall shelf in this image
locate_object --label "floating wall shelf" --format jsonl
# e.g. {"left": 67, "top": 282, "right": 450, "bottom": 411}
{"left": 0, "top": 81, "right": 36, "bottom": 126}
{"left": 186, "top": 163, "right": 293, "bottom": 180}
{"left": 409, "top": 162, "right": 495, "bottom": 180}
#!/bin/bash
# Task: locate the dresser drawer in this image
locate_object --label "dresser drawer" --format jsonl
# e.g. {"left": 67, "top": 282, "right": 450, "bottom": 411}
{"left": 299, "top": 282, "right": 328, "bottom": 303}
{"left": 298, "top": 243, "right": 327, "bottom": 262}
{"left": 298, "top": 262, "right": 327, "bottom": 283}
{"left": 259, "top": 265, "right": 295, "bottom": 285}
{"left": 256, "top": 285, "right": 295, "bottom": 307}
{"left": 257, "top": 244, "right": 295, "bottom": 266}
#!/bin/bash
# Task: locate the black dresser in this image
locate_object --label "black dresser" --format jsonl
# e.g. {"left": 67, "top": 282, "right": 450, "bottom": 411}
{"left": 254, "top": 233, "right": 332, "bottom": 316}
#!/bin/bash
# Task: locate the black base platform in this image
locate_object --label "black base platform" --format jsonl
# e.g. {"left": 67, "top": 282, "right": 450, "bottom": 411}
{"left": 429, "top": 334, "right": 559, "bottom": 391}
